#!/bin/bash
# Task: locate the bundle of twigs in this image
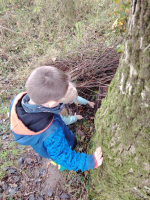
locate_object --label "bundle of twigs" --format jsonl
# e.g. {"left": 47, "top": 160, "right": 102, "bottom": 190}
{"left": 53, "top": 45, "right": 120, "bottom": 110}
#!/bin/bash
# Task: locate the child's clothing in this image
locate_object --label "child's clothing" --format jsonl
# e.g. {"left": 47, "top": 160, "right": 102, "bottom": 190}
{"left": 10, "top": 92, "right": 96, "bottom": 171}
{"left": 60, "top": 96, "right": 88, "bottom": 125}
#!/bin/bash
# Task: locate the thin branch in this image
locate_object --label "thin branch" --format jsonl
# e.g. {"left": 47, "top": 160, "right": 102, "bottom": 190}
{"left": 0, "top": 25, "right": 22, "bottom": 35}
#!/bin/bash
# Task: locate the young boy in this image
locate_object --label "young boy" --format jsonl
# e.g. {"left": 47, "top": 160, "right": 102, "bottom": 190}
{"left": 10, "top": 66, "right": 103, "bottom": 171}
{"left": 59, "top": 81, "right": 95, "bottom": 125}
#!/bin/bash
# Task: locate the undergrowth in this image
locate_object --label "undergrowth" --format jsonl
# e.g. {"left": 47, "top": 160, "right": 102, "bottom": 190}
{"left": 0, "top": 0, "right": 127, "bottom": 75}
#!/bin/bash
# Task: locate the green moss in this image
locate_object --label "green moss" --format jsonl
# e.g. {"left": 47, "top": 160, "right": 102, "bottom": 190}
{"left": 145, "top": 127, "right": 150, "bottom": 134}
{"left": 108, "top": 78, "right": 116, "bottom": 93}
{"left": 88, "top": 73, "right": 150, "bottom": 198}
{"left": 145, "top": 80, "right": 150, "bottom": 89}
{"left": 140, "top": 67, "right": 150, "bottom": 79}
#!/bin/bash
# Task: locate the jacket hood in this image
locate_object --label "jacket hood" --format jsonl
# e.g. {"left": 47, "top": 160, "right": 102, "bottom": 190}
{"left": 21, "top": 94, "right": 64, "bottom": 114}
{"left": 10, "top": 92, "right": 54, "bottom": 135}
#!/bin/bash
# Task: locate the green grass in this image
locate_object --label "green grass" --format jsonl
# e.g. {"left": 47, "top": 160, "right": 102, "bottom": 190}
{"left": 0, "top": 104, "right": 9, "bottom": 115}
{"left": 0, "top": 141, "right": 25, "bottom": 179}
{"left": 0, "top": 103, "right": 10, "bottom": 133}
{"left": 0, "top": 102, "right": 25, "bottom": 179}
{"left": 0, "top": 0, "right": 125, "bottom": 75}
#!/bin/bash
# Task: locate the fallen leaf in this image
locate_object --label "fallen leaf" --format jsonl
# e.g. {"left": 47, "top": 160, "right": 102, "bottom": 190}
{"left": 81, "top": 69, "right": 84, "bottom": 74}
{"left": 84, "top": 171, "right": 89, "bottom": 177}
{"left": 10, "top": 183, "right": 18, "bottom": 188}
{"left": 90, "top": 116, "right": 95, "bottom": 120}
{"left": 81, "top": 135, "right": 86, "bottom": 141}
{"left": 0, "top": 115, "right": 3, "bottom": 120}
{"left": 75, "top": 128, "right": 85, "bottom": 138}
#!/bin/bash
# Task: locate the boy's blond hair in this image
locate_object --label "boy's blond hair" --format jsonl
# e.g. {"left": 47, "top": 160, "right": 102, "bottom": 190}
{"left": 60, "top": 83, "right": 78, "bottom": 104}
{"left": 60, "top": 83, "right": 78, "bottom": 117}
{"left": 25, "top": 66, "right": 70, "bottom": 104}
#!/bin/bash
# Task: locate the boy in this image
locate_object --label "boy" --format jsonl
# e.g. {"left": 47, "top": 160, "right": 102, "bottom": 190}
{"left": 10, "top": 66, "right": 103, "bottom": 171}
{"left": 59, "top": 81, "right": 95, "bottom": 125}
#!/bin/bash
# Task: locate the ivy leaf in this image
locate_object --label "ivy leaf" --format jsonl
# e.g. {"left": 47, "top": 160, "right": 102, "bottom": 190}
{"left": 116, "top": 43, "right": 124, "bottom": 53}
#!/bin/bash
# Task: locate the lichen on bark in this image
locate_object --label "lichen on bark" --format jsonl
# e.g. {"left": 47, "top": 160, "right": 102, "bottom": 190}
{"left": 88, "top": 1, "right": 150, "bottom": 199}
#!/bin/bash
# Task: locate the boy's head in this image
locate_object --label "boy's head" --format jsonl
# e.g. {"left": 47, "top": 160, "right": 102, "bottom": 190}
{"left": 25, "top": 66, "right": 70, "bottom": 105}
{"left": 59, "top": 82, "right": 78, "bottom": 104}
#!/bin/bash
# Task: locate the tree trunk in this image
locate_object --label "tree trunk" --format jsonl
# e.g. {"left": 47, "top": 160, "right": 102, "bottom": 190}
{"left": 88, "top": 1, "right": 150, "bottom": 199}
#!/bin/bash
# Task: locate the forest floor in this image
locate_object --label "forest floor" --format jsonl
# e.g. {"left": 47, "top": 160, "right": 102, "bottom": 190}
{"left": 0, "top": 0, "right": 127, "bottom": 199}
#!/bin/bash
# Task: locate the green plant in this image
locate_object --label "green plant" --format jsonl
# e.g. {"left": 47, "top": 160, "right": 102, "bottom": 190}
{"left": 112, "top": 0, "right": 130, "bottom": 34}
{"left": 116, "top": 41, "right": 125, "bottom": 53}
{"left": 74, "top": 22, "right": 82, "bottom": 40}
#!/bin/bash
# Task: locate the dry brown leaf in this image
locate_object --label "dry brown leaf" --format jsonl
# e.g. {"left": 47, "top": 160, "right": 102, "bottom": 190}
{"left": 76, "top": 128, "right": 85, "bottom": 138}
{"left": 81, "top": 135, "right": 86, "bottom": 141}
{"left": 0, "top": 114, "right": 3, "bottom": 120}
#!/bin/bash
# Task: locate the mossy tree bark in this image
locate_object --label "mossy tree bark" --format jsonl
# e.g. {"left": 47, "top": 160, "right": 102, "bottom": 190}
{"left": 88, "top": 1, "right": 150, "bottom": 199}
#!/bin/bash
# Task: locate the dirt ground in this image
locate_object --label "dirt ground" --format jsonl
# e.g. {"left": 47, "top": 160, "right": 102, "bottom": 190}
{"left": 1, "top": 142, "right": 90, "bottom": 200}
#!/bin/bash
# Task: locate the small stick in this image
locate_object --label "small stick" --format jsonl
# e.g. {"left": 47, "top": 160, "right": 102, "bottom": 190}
{"left": 0, "top": 25, "right": 22, "bottom": 35}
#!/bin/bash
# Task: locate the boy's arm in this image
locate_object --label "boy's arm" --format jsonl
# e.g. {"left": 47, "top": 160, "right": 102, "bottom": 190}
{"left": 60, "top": 114, "right": 83, "bottom": 125}
{"left": 74, "top": 96, "right": 95, "bottom": 108}
{"left": 44, "top": 128, "right": 99, "bottom": 171}
{"left": 60, "top": 115, "right": 77, "bottom": 125}
{"left": 74, "top": 96, "right": 88, "bottom": 105}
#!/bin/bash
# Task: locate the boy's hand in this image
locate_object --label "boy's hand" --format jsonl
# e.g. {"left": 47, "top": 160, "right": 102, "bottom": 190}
{"left": 88, "top": 101, "right": 95, "bottom": 108}
{"left": 94, "top": 147, "right": 103, "bottom": 167}
{"left": 75, "top": 113, "right": 83, "bottom": 120}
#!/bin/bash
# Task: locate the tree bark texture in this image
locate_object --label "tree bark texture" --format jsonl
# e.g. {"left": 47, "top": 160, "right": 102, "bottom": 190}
{"left": 88, "top": 1, "right": 150, "bottom": 199}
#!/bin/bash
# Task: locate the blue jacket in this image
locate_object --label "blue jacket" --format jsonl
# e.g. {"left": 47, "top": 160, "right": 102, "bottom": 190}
{"left": 10, "top": 92, "right": 95, "bottom": 171}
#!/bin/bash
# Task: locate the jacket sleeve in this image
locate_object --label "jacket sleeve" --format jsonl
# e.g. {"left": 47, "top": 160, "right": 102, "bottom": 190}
{"left": 60, "top": 115, "right": 77, "bottom": 125}
{"left": 74, "top": 96, "right": 88, "bottom": 105}
{"left": 44, "top": 128, "right": 95, "bottom": 171}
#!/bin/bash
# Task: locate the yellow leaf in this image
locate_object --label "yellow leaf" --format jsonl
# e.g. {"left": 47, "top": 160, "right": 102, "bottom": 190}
{"left": 114, "top": 0, "right": 119, "bottom": 3}
{"left": 119, "top": 21, "right": 123, "bottom": 25}
{"left": 125, "top": 8, "right": 129, "bottom": 14}
{"left": 111, "top": 18, "right": 118, "bottom": 29}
